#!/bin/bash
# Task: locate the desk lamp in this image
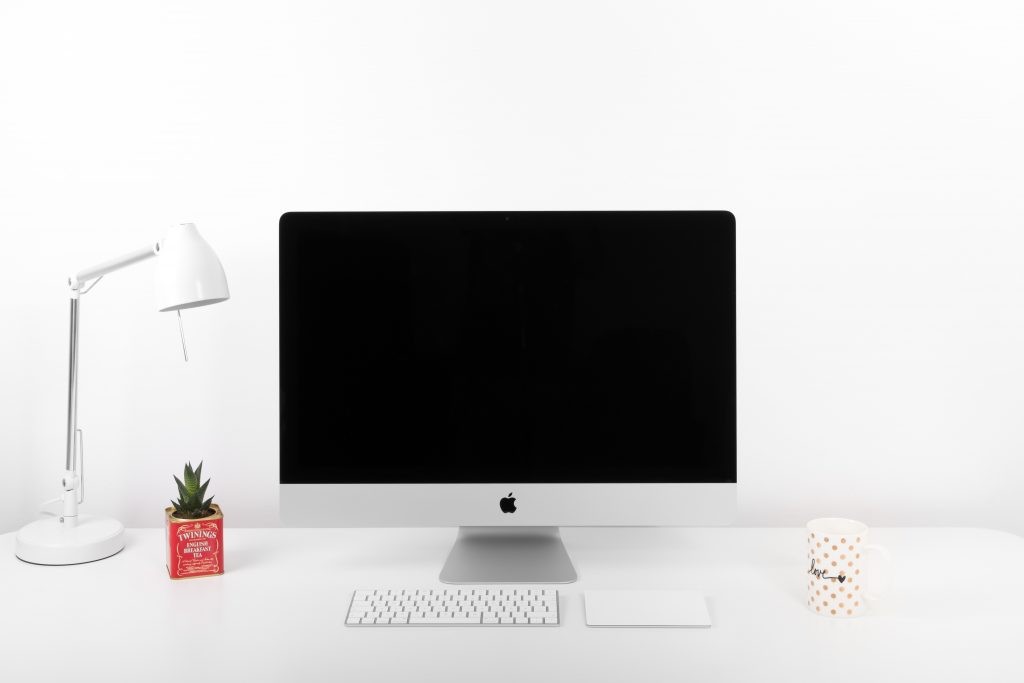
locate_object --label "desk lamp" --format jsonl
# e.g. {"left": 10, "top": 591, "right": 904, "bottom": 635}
{"left": 15, "top": 223, "right": 230, "bottom": 565}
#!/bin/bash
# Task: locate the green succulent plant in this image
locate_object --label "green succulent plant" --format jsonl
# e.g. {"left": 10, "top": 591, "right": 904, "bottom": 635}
{"left": 170, "top": 461, "right": 215, "bottom": 519}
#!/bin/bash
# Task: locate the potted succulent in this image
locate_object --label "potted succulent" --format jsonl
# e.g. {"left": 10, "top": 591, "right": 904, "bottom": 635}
{"left": 165, "top": 461, "right": 224, "bottom": 579}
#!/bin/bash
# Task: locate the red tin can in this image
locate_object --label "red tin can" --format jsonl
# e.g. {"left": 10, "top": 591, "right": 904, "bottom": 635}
{"left": 165, "top": 504, "right": 224, "bottom": 579}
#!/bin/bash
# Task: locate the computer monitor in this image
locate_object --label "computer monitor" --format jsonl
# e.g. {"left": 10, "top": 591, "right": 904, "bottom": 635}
{"left": 279, "top": 211, "right": 736, "bottom": 583}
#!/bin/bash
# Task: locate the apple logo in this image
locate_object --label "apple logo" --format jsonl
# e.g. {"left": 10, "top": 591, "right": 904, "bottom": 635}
{"left": 499, "top": 492, "right": 517, "bottom": 513}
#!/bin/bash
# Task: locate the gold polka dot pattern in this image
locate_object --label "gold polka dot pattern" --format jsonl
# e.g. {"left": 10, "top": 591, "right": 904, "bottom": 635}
{"left": 806, "top": 524, "right": 871, "bottom": 618}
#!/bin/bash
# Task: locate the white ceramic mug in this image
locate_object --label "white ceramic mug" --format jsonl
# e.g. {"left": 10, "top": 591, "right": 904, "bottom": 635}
{"left": 805, "top": 518, "right": 890, "bottom": 617}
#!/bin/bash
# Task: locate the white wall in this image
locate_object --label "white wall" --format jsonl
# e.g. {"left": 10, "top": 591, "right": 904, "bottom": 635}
{"left": 1, "top": 1, "right": 1022, "bottom": 534}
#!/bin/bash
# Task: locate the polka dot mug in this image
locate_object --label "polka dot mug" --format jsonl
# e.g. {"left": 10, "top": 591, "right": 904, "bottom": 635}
{"left": 806, "top": 518, "right": 890, "bottom": 617}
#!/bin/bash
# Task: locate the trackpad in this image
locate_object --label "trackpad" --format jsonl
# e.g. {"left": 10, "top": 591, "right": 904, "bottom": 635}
{"left": 584, "top": 590, "right": 711, "bottom": 627}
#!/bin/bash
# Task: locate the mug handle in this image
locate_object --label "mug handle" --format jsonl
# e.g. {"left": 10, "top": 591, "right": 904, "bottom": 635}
{"left": 863, "top": 543, "right": 892, "bottom": 601}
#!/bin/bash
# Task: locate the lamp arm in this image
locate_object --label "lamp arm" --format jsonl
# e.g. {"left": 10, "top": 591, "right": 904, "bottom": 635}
{"left": 60, "top": 239, "right": 159, "bottom": 525}
{"left": 69, "top": 242, "right": 159, "bottom": 290}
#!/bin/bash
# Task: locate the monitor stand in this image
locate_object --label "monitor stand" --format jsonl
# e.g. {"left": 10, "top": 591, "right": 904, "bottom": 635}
{"left": 439, "top": 526, "right": 578, "bottom": 584}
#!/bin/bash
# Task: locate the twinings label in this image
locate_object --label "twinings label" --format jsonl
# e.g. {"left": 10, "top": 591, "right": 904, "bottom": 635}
{"left": 175, "top": 521, "right": 221, "bottom": 576}
{"left": 166, "top": 505, "right": 224, "bottom": 580}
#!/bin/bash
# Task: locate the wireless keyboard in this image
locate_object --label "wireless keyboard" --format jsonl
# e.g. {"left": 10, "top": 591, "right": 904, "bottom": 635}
{"left": 345, "top": 588, "right": 559, "bottom": 626}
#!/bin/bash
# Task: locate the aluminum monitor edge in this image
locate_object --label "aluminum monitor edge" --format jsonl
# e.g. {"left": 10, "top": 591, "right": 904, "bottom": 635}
{"left": 280, "top": 483, "right": 736, "bottom": 527}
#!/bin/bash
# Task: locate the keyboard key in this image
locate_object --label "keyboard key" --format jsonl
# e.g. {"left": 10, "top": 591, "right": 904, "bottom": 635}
{"left": 410, "top": 616, "right": 482, "bottom": 624}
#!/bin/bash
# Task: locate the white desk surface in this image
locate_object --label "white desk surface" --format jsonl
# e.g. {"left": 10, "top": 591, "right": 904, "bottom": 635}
{"left": 2, "top": 526, "right": 1021, "bottom": 682}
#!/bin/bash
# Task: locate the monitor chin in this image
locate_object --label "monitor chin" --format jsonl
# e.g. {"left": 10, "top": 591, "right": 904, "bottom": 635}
{"left": 279, "top": 483, "right": 737, "bottom": 528}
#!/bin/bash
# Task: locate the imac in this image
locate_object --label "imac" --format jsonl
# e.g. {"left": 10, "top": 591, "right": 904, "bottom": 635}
{"left": 279, "top": 211, "right": 736, "bottom": 583}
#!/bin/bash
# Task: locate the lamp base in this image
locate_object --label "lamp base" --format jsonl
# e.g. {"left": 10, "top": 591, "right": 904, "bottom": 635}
{"left": 15, "top": 515, "right": 125, "bottom": 565}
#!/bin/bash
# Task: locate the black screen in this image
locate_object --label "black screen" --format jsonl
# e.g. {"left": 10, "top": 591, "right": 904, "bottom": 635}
{"left": 280, "top": 212, "right": 735, "bottom": 484}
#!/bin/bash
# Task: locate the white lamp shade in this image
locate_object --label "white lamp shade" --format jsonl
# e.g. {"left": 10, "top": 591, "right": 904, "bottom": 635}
{"left": 156, "top": 223, "right": 230, "bottom": 311}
